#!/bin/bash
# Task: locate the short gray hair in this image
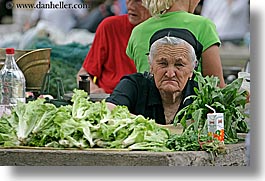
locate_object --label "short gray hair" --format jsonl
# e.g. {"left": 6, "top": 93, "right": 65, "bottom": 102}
{"left": 148, "top": 36, "right": 198, "bottom": 68}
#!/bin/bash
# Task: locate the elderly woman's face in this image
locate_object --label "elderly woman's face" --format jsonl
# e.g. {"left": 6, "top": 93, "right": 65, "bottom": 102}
{"left": 126, "top": 0, "right": 150, "bottom": 25}
{"left": 150, "top": 44, "right": 193, "bottom": 93}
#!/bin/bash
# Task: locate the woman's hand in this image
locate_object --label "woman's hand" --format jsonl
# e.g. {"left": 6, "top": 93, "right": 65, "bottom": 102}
{"left": 77, "top": 67, "right": 106, "bottom": 93}
{"left": 90, "top": 84, "right": 106, "bottom": 93}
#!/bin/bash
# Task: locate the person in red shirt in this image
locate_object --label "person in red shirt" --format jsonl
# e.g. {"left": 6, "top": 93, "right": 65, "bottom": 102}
{"left": 77, "top": 0, "right": 150, "bottom": 94}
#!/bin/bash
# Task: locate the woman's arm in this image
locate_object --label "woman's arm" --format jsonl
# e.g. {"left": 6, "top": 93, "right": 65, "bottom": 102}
{"left": 202, "top": 45, "right": 226, "bottom": 88}
{"left": 76, "top": 67, "right": 105, "bottom": 93}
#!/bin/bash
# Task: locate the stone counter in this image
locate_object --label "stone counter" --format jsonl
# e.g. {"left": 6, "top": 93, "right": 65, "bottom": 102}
{"left": 0, "top": 142, "right": 247, "bottom": 166}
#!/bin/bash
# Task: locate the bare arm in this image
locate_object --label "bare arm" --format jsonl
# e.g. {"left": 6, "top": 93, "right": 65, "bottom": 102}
{"left": 76, "top": 67, "right": 106, "bottom": 93}
{"left": 201, "top": 45, "right": 226, "bottom": 88}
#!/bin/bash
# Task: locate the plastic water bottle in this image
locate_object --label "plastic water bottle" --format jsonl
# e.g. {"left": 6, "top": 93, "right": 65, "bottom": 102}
{"left": 0, "top": 48, "right": 26, "bottom": 112}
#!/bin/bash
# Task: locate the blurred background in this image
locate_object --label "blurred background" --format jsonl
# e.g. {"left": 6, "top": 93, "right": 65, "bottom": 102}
{"left": 0, "top": 0, "right": 250, "bottom": 97}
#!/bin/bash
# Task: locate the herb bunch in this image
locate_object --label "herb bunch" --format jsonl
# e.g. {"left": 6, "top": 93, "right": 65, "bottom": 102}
{"left": 174, "top": 71, "right": 249, "bottom": 144}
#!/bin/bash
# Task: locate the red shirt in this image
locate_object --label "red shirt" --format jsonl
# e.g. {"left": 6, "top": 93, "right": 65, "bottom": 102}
{"left": 82, "top": 14, "right": 137, "bottom": 94}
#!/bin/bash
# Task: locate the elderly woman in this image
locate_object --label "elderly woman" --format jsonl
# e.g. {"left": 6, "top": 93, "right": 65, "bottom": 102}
{"left": 106, "top": 28, "right": 200, "bottom": 125}
{"left": 126, "top": 0, "right": 226, "bottom": 88}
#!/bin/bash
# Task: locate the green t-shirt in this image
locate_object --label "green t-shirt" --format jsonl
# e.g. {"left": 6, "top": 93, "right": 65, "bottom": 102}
{"left": 126, "top": 11, "right": 221, "bottom": 73}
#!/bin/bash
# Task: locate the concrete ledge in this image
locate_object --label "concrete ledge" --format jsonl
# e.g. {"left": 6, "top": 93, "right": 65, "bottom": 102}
{"left": 0, "top": 142, "right": 247, "bottom": 166}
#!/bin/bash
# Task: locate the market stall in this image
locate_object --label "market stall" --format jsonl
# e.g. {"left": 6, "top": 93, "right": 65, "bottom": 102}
{"left": 0, "top": 142, "right": 247, "bottom": 166}
{"left": 0, "top": 51, "right": 250, "bottom": 166}
{"left": 0, "top": 87, "right": 250, "bottom": 166}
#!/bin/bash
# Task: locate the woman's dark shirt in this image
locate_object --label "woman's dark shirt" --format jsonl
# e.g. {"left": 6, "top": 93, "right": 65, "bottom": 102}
{"left": 106, "top": 72, "right": 198, "bottom": 125}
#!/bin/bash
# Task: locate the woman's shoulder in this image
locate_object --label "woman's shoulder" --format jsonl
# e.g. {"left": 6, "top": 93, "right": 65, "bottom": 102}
{"left": 185, "top": 13, "right": 216, "bottom": 26}
{"left": 99, "top": 14, "right": 129, "bottom": 27}
{"left": 155, "top": 11, "right": 213, "bottom": 26}
{"left": 131, "top": 17, "right": 152, "bottom": 34}
{"left": 122, "top": 72, "right": 150, "bottom": 81}
{"left": 132, "top": 12, "right": 214, "bottom": 34}
{"left": 119, "top": 72, "right": 152, "bottom": 88}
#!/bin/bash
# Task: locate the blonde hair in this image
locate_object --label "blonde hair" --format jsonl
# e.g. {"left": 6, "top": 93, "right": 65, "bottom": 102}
{"left": 142, "top": 0, "right": 176, "bottom": 17}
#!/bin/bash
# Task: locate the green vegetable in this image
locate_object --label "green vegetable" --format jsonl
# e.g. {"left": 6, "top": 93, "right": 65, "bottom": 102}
{"left": 174, "top": 71, "right": 249, "bottom": 144}
{"left": 0, "top": 89, "right": 170, "bottom": 152}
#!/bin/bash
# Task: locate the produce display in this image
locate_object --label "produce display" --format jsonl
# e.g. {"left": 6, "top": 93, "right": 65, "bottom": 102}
{"left": 0, "top": 89, "right": 171, "bottom": 152}
{"left": 174, "top": 71, "right": 249, "bottom": 144}
{"left": 0, "top": 72, "right": 249, "bottom": 156}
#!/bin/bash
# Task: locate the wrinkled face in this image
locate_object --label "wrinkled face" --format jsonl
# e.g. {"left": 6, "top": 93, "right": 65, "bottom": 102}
{"left": 126, "top": 0, "right": 150, "bottom": 25}
{"left": 150, "top": 44, "right": 194, "bottom": 94}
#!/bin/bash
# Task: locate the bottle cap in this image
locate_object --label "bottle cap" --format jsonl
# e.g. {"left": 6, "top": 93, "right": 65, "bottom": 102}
{"left": 6, "top": 48, "right": 15, "bottom": 54}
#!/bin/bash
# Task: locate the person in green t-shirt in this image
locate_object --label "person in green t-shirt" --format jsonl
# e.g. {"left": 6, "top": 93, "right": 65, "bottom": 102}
{"left": 126, "top": 0, "right": 226, "bottom": 88}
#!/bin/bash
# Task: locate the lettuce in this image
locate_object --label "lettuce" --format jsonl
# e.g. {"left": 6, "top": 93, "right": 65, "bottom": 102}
{"left": 0, "top": 89, "right": 172, "bottom": 151}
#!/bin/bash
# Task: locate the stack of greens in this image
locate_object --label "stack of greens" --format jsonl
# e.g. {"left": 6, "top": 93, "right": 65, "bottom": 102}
{"left": 174, "top": 71, "right": 249, "bottom": 145}
{"left": 0, "top": 89, "right": 170, "bottom": 152}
